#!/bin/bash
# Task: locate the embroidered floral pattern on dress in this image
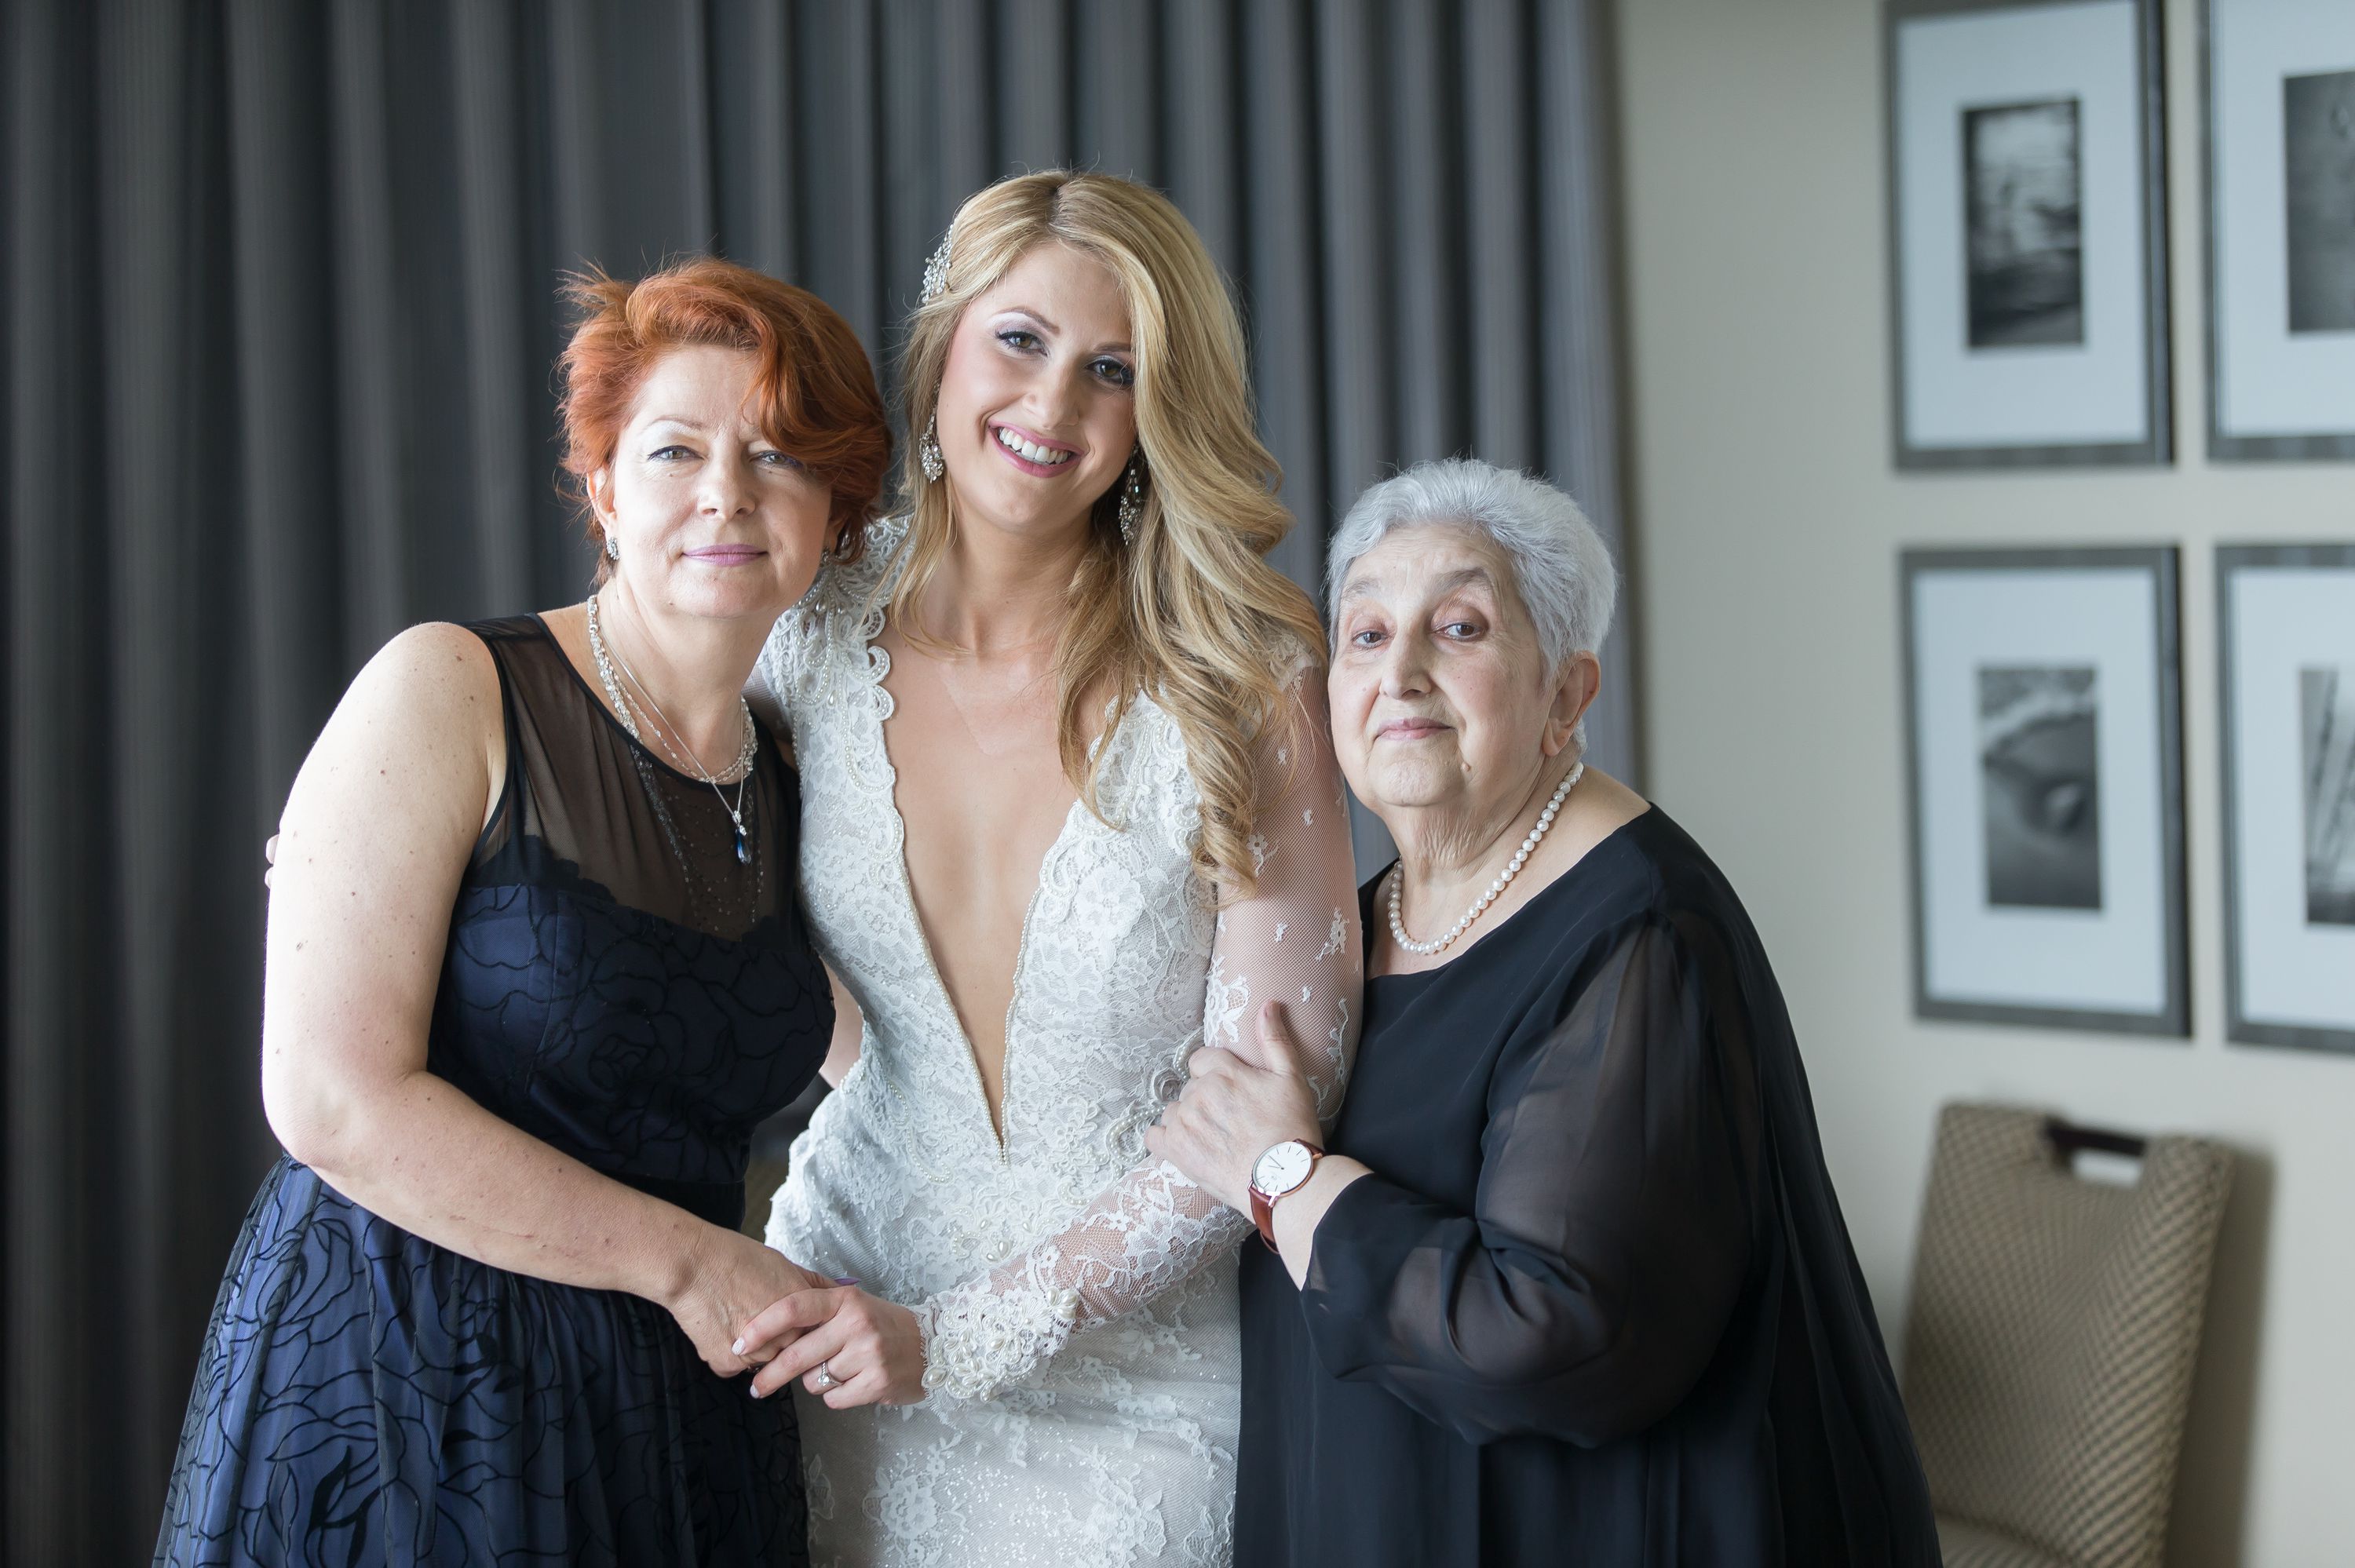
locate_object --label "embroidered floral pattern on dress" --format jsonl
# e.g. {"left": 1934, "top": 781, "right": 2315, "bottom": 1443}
{"left": 1316, "top": 909, "right": 1349, "bottom": 961}
{"left": 757, "top": 520, "right": 1362, "bottom": 1567}
{"left": 155, "top": 622, "right": 829, "bottom": 1566}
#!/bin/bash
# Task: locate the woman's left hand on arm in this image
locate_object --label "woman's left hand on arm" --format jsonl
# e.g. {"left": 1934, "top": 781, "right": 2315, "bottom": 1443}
{"left": 737, "top": 1284, "right": 929, "bottom": 1409}
{"left": 1147, "top": 1000, "right": 1328, "bottom": 1215}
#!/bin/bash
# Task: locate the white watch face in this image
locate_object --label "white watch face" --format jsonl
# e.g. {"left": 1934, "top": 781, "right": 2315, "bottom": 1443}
{"left": 1253, "top": 1140, "right": 1315, "bottom": 1198}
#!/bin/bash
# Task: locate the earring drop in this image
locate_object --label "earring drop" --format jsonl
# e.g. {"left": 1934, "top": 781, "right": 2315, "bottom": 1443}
{"left": 1115, "top": 453, "right": 1146, "bottom": 544}
{"left": 605, "top": 531, "right": 621, "bottom": 561}
{"left": 918, "top": 416, "right": 945, "bottom": 483}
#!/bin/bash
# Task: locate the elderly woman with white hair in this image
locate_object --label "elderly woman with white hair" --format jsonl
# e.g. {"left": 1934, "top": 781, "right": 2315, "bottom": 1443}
{"left": 1147, "top": 460, "right": 1941, "bottom": 1566}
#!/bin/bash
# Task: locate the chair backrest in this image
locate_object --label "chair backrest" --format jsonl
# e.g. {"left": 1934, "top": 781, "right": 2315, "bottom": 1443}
{"left": 1902, "top": 1103, "right": 2233, "bottom": 1568}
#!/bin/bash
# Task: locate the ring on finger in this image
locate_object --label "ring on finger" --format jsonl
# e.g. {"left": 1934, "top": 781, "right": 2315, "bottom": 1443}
{"left": 813, "top": 1359, "right": 838, "bottom": 1391}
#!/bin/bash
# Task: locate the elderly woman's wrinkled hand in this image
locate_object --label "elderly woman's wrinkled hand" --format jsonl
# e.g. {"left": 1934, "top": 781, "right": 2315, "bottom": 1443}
{"left": 1146, "top": 1001, "right": 1327, "bottom": 1215}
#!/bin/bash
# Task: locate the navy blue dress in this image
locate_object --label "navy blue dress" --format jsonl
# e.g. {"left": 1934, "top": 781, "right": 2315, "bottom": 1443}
{"left": 154, "top": 618, "right": 831, "bottom": 1566}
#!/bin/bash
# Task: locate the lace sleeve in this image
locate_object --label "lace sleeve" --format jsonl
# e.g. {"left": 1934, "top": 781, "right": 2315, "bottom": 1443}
{"left": 914, "top": 678, "right": 1366, "bottom": 1402}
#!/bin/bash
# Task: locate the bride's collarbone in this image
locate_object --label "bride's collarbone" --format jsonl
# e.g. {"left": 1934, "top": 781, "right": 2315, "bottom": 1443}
{"left": 878, "top": 644, "right": 1097, "bottom": 882}
{"left": 884, "top": 679, "right": 1076, "bottom": 869}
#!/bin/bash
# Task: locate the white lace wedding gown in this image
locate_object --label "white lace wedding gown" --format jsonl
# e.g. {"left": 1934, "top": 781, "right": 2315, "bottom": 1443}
{"left": 758, "top": 520, "right": 1362, "bottom": 1568}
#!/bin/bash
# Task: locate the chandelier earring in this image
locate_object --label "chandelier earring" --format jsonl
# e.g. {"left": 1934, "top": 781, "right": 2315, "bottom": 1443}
{"left": 916, "top": 230, "right": 954, "bottom": 485}
{"left": 1115, "top": 451, "right": 1147, "bottom": 545}
{"left": 918, "top": 414, "right": 946, "bottom": 484}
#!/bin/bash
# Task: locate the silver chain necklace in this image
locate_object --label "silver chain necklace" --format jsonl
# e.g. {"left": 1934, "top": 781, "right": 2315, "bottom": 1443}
{"left": 585, "top": 591, "right": 758, "bottom": 865}
{"left": 1387, "top": 761, "right": 1584, "bottom": 957}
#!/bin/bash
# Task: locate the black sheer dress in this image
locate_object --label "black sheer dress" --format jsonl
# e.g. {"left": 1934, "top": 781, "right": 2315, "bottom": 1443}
{"left": 1236, "top": 807, "right": 1940, "bottom": 1567}
{"left": 154, "top": 617, "right": 831, "bottom": 1566}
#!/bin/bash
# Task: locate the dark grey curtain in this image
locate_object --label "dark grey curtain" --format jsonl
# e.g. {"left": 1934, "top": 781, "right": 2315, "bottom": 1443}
{"left": 2, "top": 0, "right": 1629, "bottom": 1556}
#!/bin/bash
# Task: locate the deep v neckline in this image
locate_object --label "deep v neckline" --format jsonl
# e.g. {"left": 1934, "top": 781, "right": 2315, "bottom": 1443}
{"left": 864, "top": 627, "right": 1115, "bottom": 1157}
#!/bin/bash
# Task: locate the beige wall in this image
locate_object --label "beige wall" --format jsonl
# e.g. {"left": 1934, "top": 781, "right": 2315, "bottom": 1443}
{"left": 1613, "top": 0, "right": 2352, "bottom": 1562}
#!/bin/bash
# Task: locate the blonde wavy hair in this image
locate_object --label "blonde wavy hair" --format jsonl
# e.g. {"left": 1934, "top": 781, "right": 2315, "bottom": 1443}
{"left": 890, "top": 170, "right": 1323, "bottom": 898}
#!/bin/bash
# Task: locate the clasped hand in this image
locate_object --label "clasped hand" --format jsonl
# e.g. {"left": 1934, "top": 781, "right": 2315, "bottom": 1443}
{"left": 668, "top": 1228, "right": 920, "bottom": 1409}
{"left": 733, "top": 1280, "right": 929, "bottom": 1409}
{"left": 1145, "top": 1000, "right": 1326, "bottom": 1215}
{"left": 721, "top": 1000, "right": 1322, "bottom": 1409}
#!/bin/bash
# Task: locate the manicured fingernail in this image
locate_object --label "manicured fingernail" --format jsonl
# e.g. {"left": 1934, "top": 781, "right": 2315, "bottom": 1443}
{"left": 832, "top": 1276, "right": 861, "bottom": 1286}
{"left": 732, "top": 1338, "right": 745, "bottom": 1355}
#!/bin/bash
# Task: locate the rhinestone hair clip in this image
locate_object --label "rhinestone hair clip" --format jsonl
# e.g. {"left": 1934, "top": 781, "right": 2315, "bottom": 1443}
{"left": 920, "top": 232, "right": 953, "bottom": 304}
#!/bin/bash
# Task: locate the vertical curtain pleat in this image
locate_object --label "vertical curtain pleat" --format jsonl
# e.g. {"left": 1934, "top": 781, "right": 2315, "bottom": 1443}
{"left": 931, "top": 0, "right": 995, "bottom": 227}
{"left": 999, "top": 0, "right": 1073, "bottom": 170}
{"left": 98, "top": 0, "right": 195, "bottom": 1499}
{"left": 450, "top": 0, "right": 537, "bottom": 612}
{"left": 2, "top": 3, "right": 1634, "bottom": 1554}
{"left": 1462, "top": 0, "right": 1537, "bottom": 471}
{"left": 546, "top": 1, "right": 607, "bottom": 275}
{"left": 1080, "top": 0, "right": 1159, "bottom": 181}
{"left": 680, "top": 0, "right": 721, "bottom": 250}
{"left": 1239, "top": 0, "right": 1328, "bottom": 596}
{"left": 1312, "top": 0, "right": 1393, "bottom": 509}
{"left": 1535, "top": 0, "right": 1637, "bottom": 774}
{"left": 329, "top": 0, "right": 413, "bottom": 654}
{"left": 1386, "top": 0, "right": 1463, "bottom": 464}
{"left": 9, "top": 6, "right": 102, "bottom": 1559}
{"left": 228, "top": 0, "right": 343, "bottom": 781}
{"left": 797, "top": 0, "right": 885, "bottom": 356}
{"left": 877, "top": 0, "right": 945, "bottom": 360}
{"left": 1161, "top": 0, "right": 1242, "bottom": 279}
{"left": 728, "top": 0, "right": 800, "bottom": 281}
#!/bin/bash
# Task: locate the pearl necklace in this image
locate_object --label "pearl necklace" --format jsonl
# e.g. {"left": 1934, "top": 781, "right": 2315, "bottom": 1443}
{"left": 585, "top": 592, "right": 758, "bottom": 864}
{"left": 1386, "top": 761, "right": 1584, "bottom": 956}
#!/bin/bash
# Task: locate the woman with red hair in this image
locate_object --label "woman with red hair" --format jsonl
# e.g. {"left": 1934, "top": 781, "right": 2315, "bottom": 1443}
{"left": 152, "top": 258, "right": 889, "bottom": 1566}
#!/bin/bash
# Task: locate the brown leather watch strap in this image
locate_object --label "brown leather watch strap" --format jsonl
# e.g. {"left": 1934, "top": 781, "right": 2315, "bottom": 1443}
{"left": 1248, "top": 1143, "right": 1324, "bottom": 1251}
{"left": 1250, "top": 1187, "right": 1280, "bottom": 1250}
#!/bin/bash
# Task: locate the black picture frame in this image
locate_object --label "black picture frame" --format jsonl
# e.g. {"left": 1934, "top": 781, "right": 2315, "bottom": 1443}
{"left": 1885, "top": 0, "right": 2173, "bottom": 470}
{"left": 1900, "top": 545, "right": 2189, "bottom": 1034}
{"left": 2217, "top": 544, "right": 2355, "bottom": 1054}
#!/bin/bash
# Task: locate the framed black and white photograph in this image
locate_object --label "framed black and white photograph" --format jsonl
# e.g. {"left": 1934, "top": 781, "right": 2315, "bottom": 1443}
{"left": 2204, "top": 0, "right": 2355, "bottom": 459}
{"left": 2218, "top": 546, "right": 2355, "bottom": 1052}
{"left": 1886, "top": 0, "right": 2171, "bottom": 469}
{"left": 1901, "top": 548, "right": 2188, "bottom": 1034}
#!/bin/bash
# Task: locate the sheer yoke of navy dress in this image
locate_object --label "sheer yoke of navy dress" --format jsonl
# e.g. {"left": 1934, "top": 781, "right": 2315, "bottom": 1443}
{"left": 154, "top": 616, "right": 832, "bottom": 1568}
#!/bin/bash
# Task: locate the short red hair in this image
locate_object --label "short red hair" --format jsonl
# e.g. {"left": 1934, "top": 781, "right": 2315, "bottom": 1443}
{"left": 558, "top": 257, "right": 891, "bottom": 571}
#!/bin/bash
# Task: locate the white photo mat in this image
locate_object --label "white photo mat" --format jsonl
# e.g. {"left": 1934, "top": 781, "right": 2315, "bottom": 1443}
{"left": 1887, "top": 0, "right": 2170, "bottom": 466}
{"left": 2205, "top": 0, "right": 2355, "bottom": 456}
{"left": 1903, "top": 549, "right": 2189, "bottom": 1034}
{"left": 2220, "top": 549, "right": 2355, "bottom": 1051}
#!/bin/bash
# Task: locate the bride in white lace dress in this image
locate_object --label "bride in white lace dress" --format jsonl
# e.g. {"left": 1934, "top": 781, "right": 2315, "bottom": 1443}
{"left": 736, "top": 172, "right": 1362, "bottom": 1566}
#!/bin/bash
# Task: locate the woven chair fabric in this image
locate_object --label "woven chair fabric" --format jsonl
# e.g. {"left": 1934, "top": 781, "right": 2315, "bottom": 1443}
{"left": 1903, "top": 1103, "right": 2232, "bottom": 1568}
{"left": 1936, "top": 1515, "right": 2078, "bottom": 1568}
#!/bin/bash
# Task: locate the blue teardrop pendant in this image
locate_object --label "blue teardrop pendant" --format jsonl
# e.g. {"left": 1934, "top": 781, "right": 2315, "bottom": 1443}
{"left": 734, "top": 828, "right": 750, "bottom": 865}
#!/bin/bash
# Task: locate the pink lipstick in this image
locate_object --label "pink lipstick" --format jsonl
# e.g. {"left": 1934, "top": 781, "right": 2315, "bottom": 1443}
{"left": 988, "top": 421, "right": 1083, "bottom": 478}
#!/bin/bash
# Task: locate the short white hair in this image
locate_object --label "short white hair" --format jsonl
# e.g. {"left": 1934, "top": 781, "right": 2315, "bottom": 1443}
{"left": 1324, "top": 458, "right": 1619, "bottom": 678}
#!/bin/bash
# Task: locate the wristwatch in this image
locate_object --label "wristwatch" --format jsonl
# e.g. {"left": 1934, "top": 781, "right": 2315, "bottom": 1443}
{"left": 1247, "top": 1140, "right": 1325, "bottom": 1250}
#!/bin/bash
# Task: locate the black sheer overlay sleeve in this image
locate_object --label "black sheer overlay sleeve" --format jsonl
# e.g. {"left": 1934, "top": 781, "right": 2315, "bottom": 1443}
{"left": 1298, "top": 915, "right": 1757, "bottom": 1446}
{"left": 1234, "top": 808, "right": 1938, "bottom": 1568}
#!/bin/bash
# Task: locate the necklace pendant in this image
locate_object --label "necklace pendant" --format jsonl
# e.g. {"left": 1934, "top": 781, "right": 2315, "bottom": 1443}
{"left": 735, "top": 826, "right": 751, "bottom": 866}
